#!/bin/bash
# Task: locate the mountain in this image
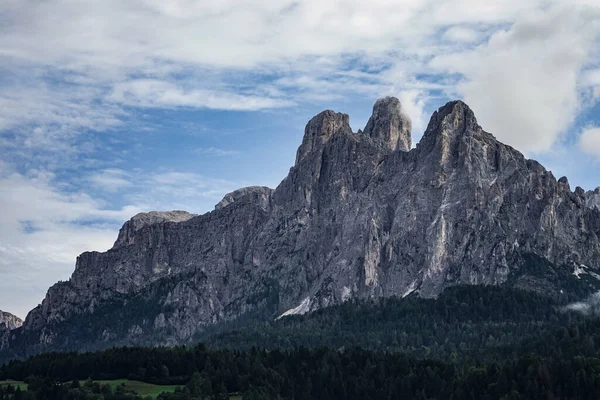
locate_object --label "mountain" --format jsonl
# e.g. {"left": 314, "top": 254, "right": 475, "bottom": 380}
{"left": 2, "top": 97, "right": 600, "bottom": 361}
{"left": 0, "top": 311, "right": 22, "bottom": 331}
{"left": 0, "top": 310, "right": 23, "bottom": 354}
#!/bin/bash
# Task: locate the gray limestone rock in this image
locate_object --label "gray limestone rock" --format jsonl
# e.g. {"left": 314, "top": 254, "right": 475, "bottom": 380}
{"left": 113, "top": 211, "right": 197, "bottom": 249}
{"left": 586, "top": 187, "right": 600, "bottom": 210}
{"left": 363, "top": 96, "right": 412, "bottom": 151}
{"left": 295, "top": 110, "right": 352, "bottom": 165}
{"left": 0, "top": 310, "right": 22, "bottom": 331}
{"left": 0, "top": 311, "right": 22, "bottom": 352}
{"left": 215, "top": 186, "right": 273, "bottom": 211}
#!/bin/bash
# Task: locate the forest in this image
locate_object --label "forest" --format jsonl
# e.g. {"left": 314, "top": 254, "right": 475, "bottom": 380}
{"left": 2, "top": 286, "right": 600, "bottom": 399}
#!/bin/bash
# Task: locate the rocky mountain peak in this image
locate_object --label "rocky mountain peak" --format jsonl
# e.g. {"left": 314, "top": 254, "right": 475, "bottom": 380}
{"left": 295, "top": 110, "right": 352, "bottom": 165}
{"left": 0, "top": 310, "right": 22, "bottom": 331}
{"left": 421, "top": 100, "right": 479, "bottom": 142}
{"left": 415, "top": 100, "right": 484, "bottom": 165}
{"left": 215, "top": 186, "right": 274, "bottom": 211}
{"left": 363, "top": 96, "right": 412, "bottom": 152}
{"left": 113, "top": 210, "right": 197, "bottom": 249}
{"left": 587, "top": 187, "right": 600, "bottom": 210}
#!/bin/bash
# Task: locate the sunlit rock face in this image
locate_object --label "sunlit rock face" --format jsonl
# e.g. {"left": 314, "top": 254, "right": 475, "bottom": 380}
{"left": 0, "top": 311, "right": 22, "bottom": 331}
{"left": 3, "top": 97, "right": 600, "bottom": 361}
{"left": 0, "top": 311, "right": 22, "bottom": 352}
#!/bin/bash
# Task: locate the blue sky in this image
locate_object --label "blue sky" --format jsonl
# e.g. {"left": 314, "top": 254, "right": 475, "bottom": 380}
{"left": 1, "top": 0, "right": 599, "bottom": 318}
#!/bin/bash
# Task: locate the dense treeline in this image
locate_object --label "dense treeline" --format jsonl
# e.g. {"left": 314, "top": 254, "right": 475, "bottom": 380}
{"left": 199, "top": 286, "right": 583, "bottom": 361}
{"left": 3, "top": 286, "right": 600, "bottom": 399}
{"left": 4, "top": 346, "right": 600, "bottom": 399}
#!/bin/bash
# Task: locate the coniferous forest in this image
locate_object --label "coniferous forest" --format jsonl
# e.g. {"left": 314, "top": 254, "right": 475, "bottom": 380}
{"left": 3, "top": 286, "right": 600, "bottom": 399}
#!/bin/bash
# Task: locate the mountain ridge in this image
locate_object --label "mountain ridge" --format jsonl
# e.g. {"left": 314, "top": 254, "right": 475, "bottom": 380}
{"left": 3, "top": 97, "right": 600, "bottom": 361}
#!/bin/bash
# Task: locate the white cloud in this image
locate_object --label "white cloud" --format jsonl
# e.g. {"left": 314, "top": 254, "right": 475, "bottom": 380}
{"left": 108, "top": 79, "right": 294, "bottom": 111}
{"left": 397, "top": 90, "right": 427, "bottom": 143}
{"left": 0, "top": 84, "right": 123, "bottom": 145}
{"left": 430, "top": 5, "right": 600, "bottom": 154}
{"left": 90, "top": 169, "right": 132, "bottom": 192}
{"left": 443, "top": 26, "right": 479, "bottom": 43}
{"left": 582, "top": 69, "right": 600, "bottom": 86}
{"left": 580, "top": 127, "right": 600, "bottom": 158}
{"left": 563, "top": 291, "right": 600, "bottom": 316}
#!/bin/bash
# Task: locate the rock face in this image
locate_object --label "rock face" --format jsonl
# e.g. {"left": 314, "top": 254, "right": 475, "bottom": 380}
{"left": 0, "top": 311, "right": 22, "bottom": 331}
{"left": 113, "top": 211, "right": 197, "bottom": 249}
{"left": 0, "top": 311, "right": 22, "bottom": 352}
{"left": 587, "top": 187, "right": 600, "bottom": 210}
{"left": 363, "top": 96, "right": 412, "bottom": 151}
{"left": 3, "top": 98, "right": 600, "bottom": 361}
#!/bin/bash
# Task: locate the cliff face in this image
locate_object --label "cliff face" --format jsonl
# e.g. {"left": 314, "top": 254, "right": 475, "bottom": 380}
{"left": 3, "top": 97, "right": 600, "bottom": 360}
{"left": 0, "top": 310, "right": 23, "bottom": 352}
{"left": 0, "top": 311, "right": 22, "bottom": 331}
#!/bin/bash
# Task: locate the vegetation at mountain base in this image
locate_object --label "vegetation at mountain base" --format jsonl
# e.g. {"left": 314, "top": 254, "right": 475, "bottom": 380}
{"left": 197, "top": 285, "right": 597, "bottom": 363}
{"left": 3, "top": 344, "right": 600, "bottom": 399}
{"left": 2, "top": 285, "right": 600, "bottom": 399}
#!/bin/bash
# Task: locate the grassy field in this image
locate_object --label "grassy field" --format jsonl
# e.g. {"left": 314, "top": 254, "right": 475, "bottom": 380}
{"left": 1, "top": 379, "right": 241, "bottom": 399}
{"left": 93, "top": 380, "right": 179, "bottom": 398}
{"left": 0, "top": 379, "right": 177, "bottom": 398}
{"left": 0, "top": 380, "right": 28, "bottom": 391}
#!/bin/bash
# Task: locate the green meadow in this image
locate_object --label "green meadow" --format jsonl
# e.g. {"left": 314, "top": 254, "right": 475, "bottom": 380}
{"left": 1, "top": 379, "right": 243, "bottom": 399}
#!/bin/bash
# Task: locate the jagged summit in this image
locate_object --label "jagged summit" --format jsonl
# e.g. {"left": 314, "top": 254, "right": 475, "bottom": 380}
{"left": 363, "top": 96, "right": 412, "bottom": 152}
{"left": 419, "top": 100, "right": 480, "bottom": 146}
{"left": 296, "top": 96, "right": 413, "bottom": 165}
{"left": 295, "top": 110, "right": 352, "bottom": 165}
{"left": 295, "top": 98, "right": 482, "bottom": 168}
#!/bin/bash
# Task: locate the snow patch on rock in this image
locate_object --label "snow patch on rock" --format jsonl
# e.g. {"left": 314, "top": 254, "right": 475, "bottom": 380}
{"left": 276, "top": 297, "right": 311, "bottom": 320}
{"left": 402, "top": 280, "right": 419, "bottom": 298}
{"left": 573, "top": 264, "right": 587, "bottom": 279}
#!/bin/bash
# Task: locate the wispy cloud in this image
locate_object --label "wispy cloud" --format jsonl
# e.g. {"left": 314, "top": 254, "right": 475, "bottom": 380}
{"left": 108, "top": 79, "right": 294, "bottom": 111}
{"left": 194, "top": 147, "right": 240, "bottom": 157}
{"left": 89, "top": 169, "right": 132, "bottom": 192}
{"left": 562, "top": 291, "right": 600, "bottom": 316}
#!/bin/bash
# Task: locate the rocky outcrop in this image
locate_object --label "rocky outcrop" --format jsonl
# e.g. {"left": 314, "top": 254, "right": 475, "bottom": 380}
{"left": 3, "top": 97, "right": 600, "bottom": 361}
{"left": 0, "top": 311, "right": 22, "bottom": 353}
{"left": 363, "top": 96, "right": 412, "bottom": 151}
{"left": 215, "top": 187, "right": 273, "bottom": 211}
{"left": 587, "top": 187, "right": 600, "bottom": 210}
{"left": 0, "top": 311, "right": 22, "bottom": 331}
{"left": 113, "top": 211, "right": 197, "bottom": 249}
{"left": 295, "top": 110, "right": 353, "bottom": 165}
